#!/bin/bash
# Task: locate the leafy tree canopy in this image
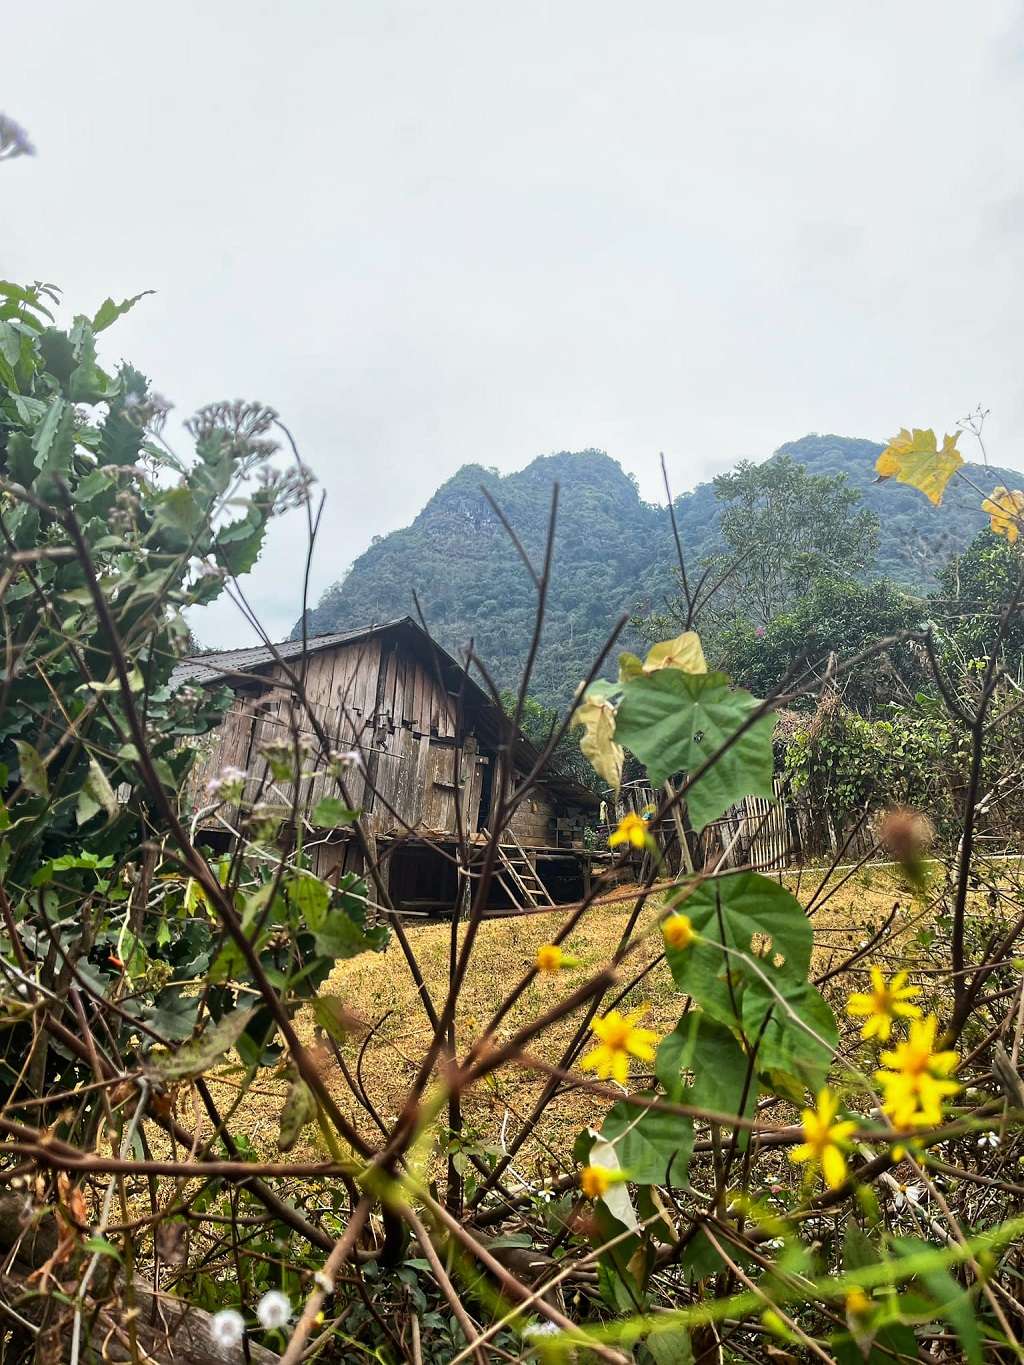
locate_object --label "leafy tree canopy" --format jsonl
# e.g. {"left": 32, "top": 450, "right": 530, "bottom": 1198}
{"left": 701, "top": 454, "right": 880, "bottom": 626}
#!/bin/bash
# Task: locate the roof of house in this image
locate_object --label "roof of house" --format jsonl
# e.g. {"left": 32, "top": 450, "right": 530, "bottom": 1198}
{"left": 171, "top": 616, "right": 600, "bottom": 808}
{"left": 169, "top": 618, "right": 414, "bottom": 687}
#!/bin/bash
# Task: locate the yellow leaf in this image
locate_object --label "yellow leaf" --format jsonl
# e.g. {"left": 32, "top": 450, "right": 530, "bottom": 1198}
{"left": 617, "top": 651, "right": 644, "bottom": 683}
{"left": 642, "top": 630, "right": 707, "bottom": 675}
{"left": 875, "top": 427, "right": 963, "bottom": 506}
{"left": 572, "top": 688, "right": 624, "bottom": 789}
{"left": 981, "top": 486, "right": 1024, "bottom": 543}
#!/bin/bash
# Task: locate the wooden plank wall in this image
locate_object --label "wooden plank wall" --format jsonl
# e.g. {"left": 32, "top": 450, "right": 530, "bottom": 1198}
{"left": 507, "top": 787, "right": 556, "bottom": 846}
{"left": 191, "top": 637, "right": 492, "bottom": 840}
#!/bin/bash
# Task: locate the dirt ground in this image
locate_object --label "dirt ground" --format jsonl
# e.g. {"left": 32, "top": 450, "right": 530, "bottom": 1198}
{"left": 203, "top": 862, "right": 967, "bottom": 1174}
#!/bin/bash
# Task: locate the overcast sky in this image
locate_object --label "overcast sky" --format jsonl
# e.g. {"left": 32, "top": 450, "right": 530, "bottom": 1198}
{"left": 5, "top": 1, "right": 1024, "bottom": 645}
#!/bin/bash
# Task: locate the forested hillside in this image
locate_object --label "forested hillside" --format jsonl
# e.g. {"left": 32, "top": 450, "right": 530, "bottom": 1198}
{"left": 298, "top": 435, "right": 1021, "bottom": 706}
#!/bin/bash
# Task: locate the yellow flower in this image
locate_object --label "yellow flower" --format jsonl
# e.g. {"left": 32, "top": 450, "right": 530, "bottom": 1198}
{"left": 535, "top": 944, "right": 565, "bottom": 975}
{"left": 846, "top": 967, "right": 922, "bottom": 1042}
{"left": 581, "top": 1008, "right": 660, "bottom": 1086}
{"left": 845, "top": 1287, "right": 871, "bottom": 1318}
{"left": 875, "top": 1015, "right": 959, "bottom": 1127}
{"left": 609, "top": 812, "right": 649, "bottom": 849}
{"left": 662, "top": 912, "right": 696, "bottom": 952}
{"left": 982, "top": 486, "right": 1024, "bottom": 543}
{"left": 579, "top": 1164, "right": 622, "bottom": 1199}
{"left": 789, "top": 1089, "right": 857, "bottom": 1189}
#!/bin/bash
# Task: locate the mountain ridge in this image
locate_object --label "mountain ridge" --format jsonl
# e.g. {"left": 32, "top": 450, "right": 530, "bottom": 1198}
{"left": 298, "top": 435, "right": 1019, "bottom": 706}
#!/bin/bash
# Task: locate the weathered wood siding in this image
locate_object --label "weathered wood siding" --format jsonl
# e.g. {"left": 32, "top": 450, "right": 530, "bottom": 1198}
{"left": 507, "top": 787, "right": 556, "bottom": 846}
{"left": 190, "top": 636, "right": 485, "bottom": 838}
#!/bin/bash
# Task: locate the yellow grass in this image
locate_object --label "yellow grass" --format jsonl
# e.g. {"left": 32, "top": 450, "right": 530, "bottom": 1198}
{"left": 207, "top": 863, "right": 959, "bottom": 1172}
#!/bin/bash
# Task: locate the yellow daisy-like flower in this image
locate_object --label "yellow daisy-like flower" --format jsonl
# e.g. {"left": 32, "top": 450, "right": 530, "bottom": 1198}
{"left": 609, "top": 812, "right": 649, "bottom": 849}
{"left": 845, "top": 1287, "right": 871, "bottom": 1318}
{"left": 579, "top": 1164, "right": 622, "bottom": 1199}
{"left": 662, "top": 912, "right": 696, "bottom": 952}
{"left": 789, "top": 1088, "right": 857, "bottom": 1189}
{"left": 981, "top": 486, "right": 1024, "bottom": 543}
{"left": 846, "top": 967, "right": 922, "bottom": 1042}
{"left": 535, "top": 944, "right": 565, "bottom": 975}
{"left": 581, "top": 1008, "right": 660, "bottom": 1086}
{"left": 875, "top": 1015, "right": 959, "bottom": 1127}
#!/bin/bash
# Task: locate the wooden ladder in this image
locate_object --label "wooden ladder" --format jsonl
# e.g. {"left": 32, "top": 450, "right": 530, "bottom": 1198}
{"left": 481, "top": 829, "right": 555, "bottom": 910}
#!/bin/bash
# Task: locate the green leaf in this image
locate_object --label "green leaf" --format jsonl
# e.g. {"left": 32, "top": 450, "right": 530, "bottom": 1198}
{"left": 98, "top": 403, "right": 144, "bottom": 467}
{"left": 77, "top": 758, "right": 119, "bottom": 826}
{"left": 83, "top": 1235, "right": 122, "bottom": 1261}
{"left": 656, "top": 1012, "right": 758, "bottom": 1123}
{"left": 149, "top": 988, "right": 202, "bottom": 1041}
{"left": 313, "top": 909, "right": 386, "bottom": 961}
{"left": 914, "top": 1257, "right": 982, "bottom": 1364}
{"left": 31, "top": 395, "right": 75, "bottom": 481}
{"left": 615, "top": 670, "right": 774, "bottom": 829}
{"left": 664, "top": 872, "right": 812, "bottom": 1031}
{"left": 214, "top": 502, "right": 269, "bottom": 577}
{"left": 0, "top": 320, "right": 21, "bottom": 367}
{"left": 278, "top": 1072, "right": 317, "bottom": 1151}
{"left": 92, "top": 291, "right": 155, "bottom": 333}
{"left": 744, "top": 977, "right": 838, "bottom": 1098}
{"left": 600, "top": 1097, "right": 693, "bottom": 1187}
{"left": 13, "top": 740, "right": 48, "bottom": 798}
{"left": 843, "top": 1222, "right": 879, "bottom": 1273}
{"left": 832, "top": 1324, "right": 921, "bottom": 1365}
{"left": 312, "top": 994, "right": 351, "bottom": 1042}
{"left": 646, "top": 1326, "right": 694, "bottom": 1364}
{"left": 145, "top": 1007, "right": 255, "bottom": 1083}
{"left": 311, "top": 796, "right": 358, "bottom": 828}
{"left": 68, "top": 322, "right": 109, "bottom": 402}
{"left": 287, "top": 874, "right": 330, "bottom": 931}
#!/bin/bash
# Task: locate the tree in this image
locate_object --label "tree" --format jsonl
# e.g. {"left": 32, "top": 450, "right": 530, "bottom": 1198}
{"left": 499, "top": 690, "right": 597, "bottom": 789}
{"left": 719, "top": 576, "right": 927, "bottom": 715}
{"left": 701, "top": 454, "right": 879, "bottom": 627}
{"left": 934, "top": 529, "right": 1024, "bottom": 678}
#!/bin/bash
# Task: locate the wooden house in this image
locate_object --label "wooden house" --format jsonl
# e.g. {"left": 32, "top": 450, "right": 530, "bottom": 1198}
{"left": 172, "top": 617, "right": 602, "bottom": 912}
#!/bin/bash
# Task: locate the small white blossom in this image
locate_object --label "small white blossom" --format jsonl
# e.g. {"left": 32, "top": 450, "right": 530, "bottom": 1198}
{"left": 978, "top": 1131, "right": 1000, "bottom": 1150}
{"left": 893, "top": 1182, "right": 923, "bottom": 1210}
{"left": 205, "top": 766, "right": 246, "bottom": 798}
{"left": 256, "top": 1290, "right": 292, "bottom": 1330}
{"left": 330, "top": 748, "right": 364, "bottom": 772}
{"left": 210, "top": 1309, "right": 245, "bottom": 1347}
{"left": 523, "top": 1320, "right": 559, "bottom": 1338}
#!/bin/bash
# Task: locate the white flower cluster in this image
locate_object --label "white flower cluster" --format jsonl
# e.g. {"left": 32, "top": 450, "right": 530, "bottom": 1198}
{"left": 205, "top": 765, "right": 247, "bottom": 798}
{"left": 209, "top": 1291, "right": 292, "bottom": 1347}
{"left": 329, "top": 748, "right": 365, "bottom": 773}
{"left": 256, "top": 1290, "right": 292, "bottom": 1329}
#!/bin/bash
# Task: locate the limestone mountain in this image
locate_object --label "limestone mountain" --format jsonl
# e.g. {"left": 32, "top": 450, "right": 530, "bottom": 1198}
{"left": 297, "top": 435, "right": 1020, "bottom": 708}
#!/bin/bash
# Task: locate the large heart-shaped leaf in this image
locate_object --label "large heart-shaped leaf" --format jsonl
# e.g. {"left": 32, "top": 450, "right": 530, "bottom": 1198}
{"left": 664, "top": 872, "right": 812, "bottom": 1031}
{"left": 614, "top": 670, "right": 774, "bottom": 829}
{"left": 600, "top": 1098, "right": 693, "bottom": 1187}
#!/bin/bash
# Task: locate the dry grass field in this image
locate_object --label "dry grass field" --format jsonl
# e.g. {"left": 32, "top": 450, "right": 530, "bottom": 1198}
{"left": 201, "top": 861, "right": 981, "bottom": 1176}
